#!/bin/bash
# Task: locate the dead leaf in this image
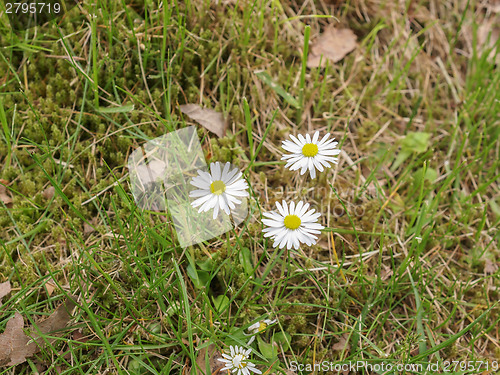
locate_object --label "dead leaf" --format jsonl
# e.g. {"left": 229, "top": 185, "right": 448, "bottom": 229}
{"left": 0, "top": 281, "right": 11, "bottom": 300}
{"left": 477, "top": 17, "right": 500, "bottom": 65}
{"left": 83, "top": 217, "right": 98, "bottom": 235}
{"left": 0, "top": 281, "right": 11, "bottom": 306}
{"left": 0, "top": 296, "right": 77, "bottom": 366}
{"left": 195, "top": 343, "right": 226, "bottom": 375}
{"left": 0, "top": 179, "right": 13, "bottom": 206}
{"left": 71, "top": 329, "right": 88, "bottom": 343}
{"left": 487, "top": 0, "right": 500, "bottom": 13}
{"left": 0, "top": 313, "right": 31, "bottom": 366}
{"left": 42, "top": 186, "right": 55, "bottom": 200}
{"left": 307, "top": 27, "right": 357, "bottom": 68}
{"left": 44, "top": 281, "right": 56, "bottom": 297}
{"left": 180, "top": 104, "right": 227, "bottom": 138}
{"left": 332, "top": 333, "right": 350, "bottom": 352}
{"left": 484, "top": 259, "right": 498, "bottom": 274}
{"left": 135, "top": 159, "right": 166, "bottom": 185}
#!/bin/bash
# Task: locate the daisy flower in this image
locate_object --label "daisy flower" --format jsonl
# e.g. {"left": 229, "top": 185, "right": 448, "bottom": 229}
{"left": 248, "top": 319, "right": 277, "bottom": 335}
{"left": 218, "top": 345, "right": 262, "bottom": 375}
{"left": 189, "top": 162, "right": 249, "bottom": 220}
{"left": 246, "top": 318, "right": 277, "bottom": 345}
{"left": 262, "top": 200, "right": 324, "bottom": 250}
{"left": 281, "top": 131, "right": 341, "bottom": 179}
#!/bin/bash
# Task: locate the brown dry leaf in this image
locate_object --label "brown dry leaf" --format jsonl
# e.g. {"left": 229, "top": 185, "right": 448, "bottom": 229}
{"left": 332, "top": 333, "right": 351, "bottom": 352}
{"left": 307, "top": 27, "right": 357, "bottom": 68}
{"left": 487, "top": 0, "right": 500, "bottom": 12}
{"left": 195, "top": 343, "right": 226, "bottom": 375}
{"left": 484, "top": 259, "right": 498, "bottom": 274}
{"left": 0, "top": 179, "right": 13, "bottom": 206}
{"left": 44, "top": 281, "right": 56, "bottom": 297}
{"left": 0, "top": 296, "right": 77, "bottom": 366}
{"left": 42, "top": 186, "right": 55, "bottom": 200}
{"left": 477, "top": 17, "right": 500, "bottom": 65}
{"left": 135, "top": 159, "right": 166, "bottom": 185}
{"left": 0, "top": 313, "right": 31, "bottom": 366}
{"left": 180, "top": 104, "right": 227, "bottom": 138}
{"left": 0, "top": 281, "right": 11, "bottom": 303}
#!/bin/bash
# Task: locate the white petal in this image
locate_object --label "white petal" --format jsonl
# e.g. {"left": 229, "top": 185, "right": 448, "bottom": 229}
{"left": 262, "top": 218, "right": 284, "bottom": 227}
{"left": 221, "top": 162, "right": 231, "bottom": 179}
{"left": 298, "top": 202, "right": 310, "bottom": 216}
{"left": 212, "top": 203, "right": 220, "bottom": 219}
{"left": 212, "top": 162, "right": 221, "bottom": 180}
{"left": 317, "top": 133, "right": 331, "bottom": 146}
{"left": 189, "top": 189, "right": 210, "bottom": 198}
{"left": 282, "top": 200, "right": 289, "bottom": 215}
{"left": 198, "top": 170, "right": 213, "bottom": 183}
{"left": 312, "top": 158, "right": 324, "bottom": 172}
{"left": 319, "top": 149, "right": 341, "bottom": 156}
{"left": 275, "top": 201, "right": 286, "bottom": 216}
{"left": 289, "top": 134, "right": 303, "bottom": 146}
{"left": 191, "top": 194, "right": 214, "bottom": 208}
{"left": 190, "top": 177, "right": 209, "bottom": 189}
{"left": 312, "top": 131, "right": 319, "bottom": 143}
{"left": 263, "top": 211, "right": 283, "bottom": 221}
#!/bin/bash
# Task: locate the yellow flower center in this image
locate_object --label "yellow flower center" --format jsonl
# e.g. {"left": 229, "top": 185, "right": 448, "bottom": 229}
{"left": 210, "top": 180, "right": 226, "bottom": 195}
{"left": 284, "top": 214, "right": 301, "bottom": 230}
{"left": 302, "top": 143, "right": 319, "bottom": 157}
{"left": 258, "top": 322, "right": 268, "bottom": 332}
{"left": 233, "top": 354, "right": 247, "bottom": 369}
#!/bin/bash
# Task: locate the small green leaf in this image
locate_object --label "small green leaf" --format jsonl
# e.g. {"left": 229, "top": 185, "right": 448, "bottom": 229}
{"left": 186, "top": 263, "right": 199, "bottom": 285}
{"left": 197, "top": 258, "right": 213, "bottom": 272}
{"left": 212, "top": 295, "right": 230, "bottom": 313}
{"left": 391, "top": 132, "right": 432, "bottom": 171}
{"left": 257, "top": 336, "right": 278, "bottom": 360}
{"left": 166, "top": 301, "right": 181, "bottom": 317}
{"left": 413, "top": 167, "right": 438, "bottom": 187}
{"left": 401, "top": 132, "right": 431, "bottom": 153}
{"left": 488, "top": 199, "right": 500, "bottom": 218}
{"left": 187, "top": 264, "right": 211, "bottom": 289}
{"left": 239, "top": 247, "right": 254, "bottom": 275}
{"left": 198, "top": 270, "right": 211, "bottom": 287}
{"left": 98, "top": 104, "right": 135, "bottom": 113}
{"left": 272, "top": 331, "right": 291, "bottom": 351}
{"left": 255, "top": 70, "right": 300, "bottom": 109}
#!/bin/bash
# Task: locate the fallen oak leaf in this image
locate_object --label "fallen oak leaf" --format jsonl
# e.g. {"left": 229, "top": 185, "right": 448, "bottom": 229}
{"left": 0, "top": 312, "right": 30, "bottom": 366}
{"left": 484, "top": 258, "right": 498, "bottom": 275}
{"left": 135, "top": 159, "right": 166, "bottom": 186}
{"left": 44, "top": 281, "right": 56, "bottom": 297}
{"left": 42, "top": 186, "right": 55, "bottom": 200}
{"left": 180, "top": 104, "right": 228, "bottom": 138}
{"left": 487, "top": 0, "right": 500, "bottom": 13}
{"left": 0, "top": 179, "right": 13, "bottom": 206}
{"left": 0, "top": 281, "right": 11, "bottom": 305}
{"left": 30, "top": 296, "right": 77, "bottom": 340}
{"left": 332, "top": 333, "right": 351, "bottom": 352}
{"left": 477, "top": 17, "right": 500, "bottom": 65}
{"left": 195, "top": 343, "right": 226, "bottom": 375}
{"left": 307, "top": 27, "right": 357, "bottom": 68}
{"left": 0, "top": 295, "right": 77, "bottom": 367}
